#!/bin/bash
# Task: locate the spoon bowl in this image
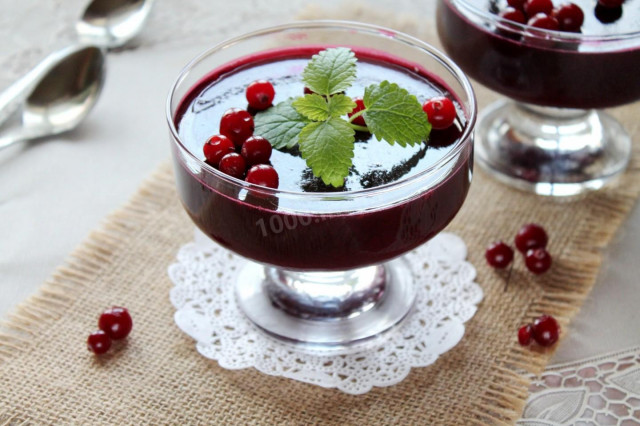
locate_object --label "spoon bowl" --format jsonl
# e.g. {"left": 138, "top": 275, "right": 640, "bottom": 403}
{"left": 24, "top": 46, "right": 105, "bottom": 130}
{"left": 0, "top": 45, "right": 106, "bottom": 150}
{"left": 76, "top": 0, "right": 154, "bottom": 49}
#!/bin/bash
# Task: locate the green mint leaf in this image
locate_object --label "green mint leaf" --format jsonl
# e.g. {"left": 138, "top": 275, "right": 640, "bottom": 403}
{"left": 327, "top": 94, "right": 356, "bottom": 118}
{"left": 293, "top": 94, "right": 330, "bottom": 121}
{"left": 254, "top": 99, "right": 310, "bottom": 149}
{"left": 302, "top": 47, "right": 357, "bottom": 96}
{"left": 293, "top": 94, "right": 356, "bottom": 121}
{"left": 363, "top": 81, "right": 432, "bottom": 147}
{"left": 298, "top": 118, "right": 355, "bottom": 187}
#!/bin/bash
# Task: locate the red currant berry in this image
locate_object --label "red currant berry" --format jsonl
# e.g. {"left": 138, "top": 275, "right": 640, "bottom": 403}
{"left": 532, "top": 315, "right": 560, "bottom": 347}
{"left": 525, "top": 248, "right": 552, "bottom": 274}
{"left": 485, "top": 241, "right": 515, "bottom": 269}
{"left": 303, "top": 87, "right": 314, "bottom": 95}
{"left": 595, "top": 2, "right": 623, "bottom": 23}
{"left": 87, "top": 330, "right": 112, "bottom": 355}
{"left": 515, "top": 223, "right": 548, "bottom": 253}
{"left": 219, "top": 153, "right": 247, "bottom": 179}
{"left": 219, "top": 108, "right": 254, "bottom": 147}
{"left": 500, "top": 7, "right": 526, "bottom": 24}
{"left": 422, "top": 96, "right": 456, "bottom": 130}
{"left": 524, "top": 0, "right": 553, "bottom": 16}
{"left": 507, "top": 0, "right": 527, "bottom": 10}
{"left": 241, "top": 136, "right": 272, "bottom": 166}
{"left": 98, "top": 307, "right": 133, "bottom": 340}
{"left": 203, "top": 135, "right": 235, "bottom": 167}
{"left": 348, "top": 98, "right": 367, "bottom": 127}
{"left": 528, "top": 13, "right": 560, "bottom": 30}
{"left": 598, "top": 0, "right": 624, "bottom": 7}
{"left": 518, "top": 324, "right": 533, "bottom": 346}
{"left": 245, "top": 164, "right": 279, "bottom": 189}
{"left": 246, "top": 80, "right": 275, "bottom": 111}
{"left": 552, "top": 3, "right": 585, "bottom": 32}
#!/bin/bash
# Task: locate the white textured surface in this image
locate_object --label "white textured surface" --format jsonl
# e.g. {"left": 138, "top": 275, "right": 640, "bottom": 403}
{"left": 0, "top": 0, "right": 639, "bottom": 368}
{"left": 169, "top": 231, "right": 482, "bottom": 394}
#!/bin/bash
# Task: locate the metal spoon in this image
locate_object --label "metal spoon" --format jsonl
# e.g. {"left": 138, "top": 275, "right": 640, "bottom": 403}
{"left": 0, "top": 0, "right": 152, "bottom": 145}
{"left": 76, "top": 0, "right": 155, "bottom": 49}
{"left": 0, "top": 45, "right": 106, "bottom": 151}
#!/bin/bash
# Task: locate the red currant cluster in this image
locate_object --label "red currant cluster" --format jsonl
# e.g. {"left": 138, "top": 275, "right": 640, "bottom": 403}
{"left": 203, "top": 80, "right": 279, "bottom": 189}
{"left": 500, "top": 0, "right": 585, "bottom": 32}
{"left": 518, "top": 314, "right": 560, "bottom": 347}
{"left": 87, "top": 307, "right": 133, "bottom": 355}
{"left": 485, "top": 223, "right": 552, "bottom": 274}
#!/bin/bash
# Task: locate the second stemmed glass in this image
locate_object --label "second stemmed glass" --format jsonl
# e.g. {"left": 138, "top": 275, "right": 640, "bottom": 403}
{"left": 437, "top": 0, "right": 640, "bottom": 196}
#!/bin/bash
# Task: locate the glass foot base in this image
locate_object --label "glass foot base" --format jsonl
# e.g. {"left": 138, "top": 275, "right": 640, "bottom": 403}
{"left": 476, "top": 100, "right": 631, "bottom": 197}
{"left": 235, "top": 258, "right": 416, "bottom": 353}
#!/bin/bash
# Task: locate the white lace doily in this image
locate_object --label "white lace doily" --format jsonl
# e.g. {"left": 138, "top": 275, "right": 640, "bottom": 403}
{"left": 168, "top": 230, "right": 483, "bottom": 394}
{"left": 518, "top": 346, "right": 640, "bottom": 425}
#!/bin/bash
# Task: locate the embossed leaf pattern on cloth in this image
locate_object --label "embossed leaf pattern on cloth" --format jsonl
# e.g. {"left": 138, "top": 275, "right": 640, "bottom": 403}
{"left": 518, "top": 347, "right": 640, "bottom": 425}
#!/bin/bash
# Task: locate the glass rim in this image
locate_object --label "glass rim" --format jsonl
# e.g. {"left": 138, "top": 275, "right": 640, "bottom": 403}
{"left": 166, "top": 20, "right": 477, "bottom": 199}
{"left": 447, "top": 0, "right": 640, "bottom": 43}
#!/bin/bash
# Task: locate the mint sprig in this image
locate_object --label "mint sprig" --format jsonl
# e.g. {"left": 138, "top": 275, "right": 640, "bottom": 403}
{"left": 299, "top": 118, "right": 355, "bottom": 187}
{"left": 302, "top": 47, "right": 357, "bottom": 96}
{"left": 363, "top": 81, "right": 432, "bottom": 147}
{"left": 253, "top": 100, "right": 309, "bottom": 149}
{"left": 254, "top": 47, "right": 432, "bottom": 187}
{"left": 293, "top": 93, "right": 356, "bottom": 121}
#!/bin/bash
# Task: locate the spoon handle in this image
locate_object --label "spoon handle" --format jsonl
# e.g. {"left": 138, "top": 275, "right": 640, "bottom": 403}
{"left": 0, "top": 59, "right": 55, "bottom": 127}
{"left": 0, "top": 126, "right": 50, "bottom": 151}
{"left": 0, "top": 131, "right": 24, "bottom": 151}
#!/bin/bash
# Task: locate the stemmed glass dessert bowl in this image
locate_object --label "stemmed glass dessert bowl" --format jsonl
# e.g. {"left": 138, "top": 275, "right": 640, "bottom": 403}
{"left": 167, "top": 21, "right": 476, "bottom": 352}
{"left": 437, "top": 0, "right": 640, "bottom": 196}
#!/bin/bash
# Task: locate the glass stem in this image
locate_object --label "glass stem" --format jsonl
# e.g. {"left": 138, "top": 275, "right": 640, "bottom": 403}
{"left": 264, "top": 265, "right": 387, "bottom": 319}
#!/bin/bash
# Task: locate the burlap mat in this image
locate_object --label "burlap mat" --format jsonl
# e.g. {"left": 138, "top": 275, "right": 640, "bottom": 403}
{"left": 2, "top": 5, "right": 640, "bottom": 425}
